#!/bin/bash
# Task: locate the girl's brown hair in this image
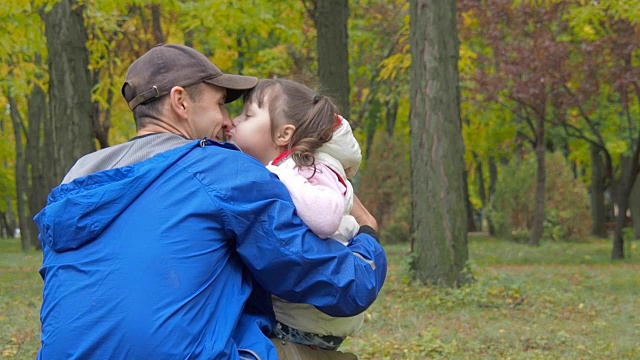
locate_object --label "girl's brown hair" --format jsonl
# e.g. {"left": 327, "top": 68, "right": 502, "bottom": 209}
{"left": 244, "top": 79, "right": 338, "bottom": 169}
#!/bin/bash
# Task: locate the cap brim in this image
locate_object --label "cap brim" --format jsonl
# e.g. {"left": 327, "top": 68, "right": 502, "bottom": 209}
{"left": 206, "top": 74, "right": 258, "bottom": 103}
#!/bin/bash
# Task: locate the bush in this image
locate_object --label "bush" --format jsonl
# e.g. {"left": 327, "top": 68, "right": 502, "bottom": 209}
{"left": 490, "top": 152, "right": 591, "bottom": 242}
{"left": 544, "top": 153, "right": 592, "bottom": 241}
{"left": 488, "top": 154, "right": 536, "bottom": 239}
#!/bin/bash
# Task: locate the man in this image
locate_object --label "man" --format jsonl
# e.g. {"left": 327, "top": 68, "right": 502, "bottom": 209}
{"left": 34, "top": 44, "right": 386, "bottom": 359}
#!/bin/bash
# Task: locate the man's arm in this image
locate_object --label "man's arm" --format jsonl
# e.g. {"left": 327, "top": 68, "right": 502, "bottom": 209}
{"left": 352, "top": 194, "right": 378, "bottom": 231}
{"left": 219, "top": 166, "right": 386, "bottom": 317}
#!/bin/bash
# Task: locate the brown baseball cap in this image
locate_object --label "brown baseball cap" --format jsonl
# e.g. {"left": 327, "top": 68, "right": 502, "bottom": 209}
{"left": 122, "top": 44, "right": 258, "bottom": 110}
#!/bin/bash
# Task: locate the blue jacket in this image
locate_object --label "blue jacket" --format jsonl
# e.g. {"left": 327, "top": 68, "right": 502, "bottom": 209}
{"left": 34, "top": 140, "right": 386, "bottom": 359}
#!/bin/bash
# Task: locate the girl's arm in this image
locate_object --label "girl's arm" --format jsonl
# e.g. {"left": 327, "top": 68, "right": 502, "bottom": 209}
{"left": 267, "top": 162, "right": 345, "bottom": 239}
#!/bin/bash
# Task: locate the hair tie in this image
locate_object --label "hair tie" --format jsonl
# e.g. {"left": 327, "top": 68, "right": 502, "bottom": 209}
{"left": 313, "top": 95, "right": 320, "bottom": 104}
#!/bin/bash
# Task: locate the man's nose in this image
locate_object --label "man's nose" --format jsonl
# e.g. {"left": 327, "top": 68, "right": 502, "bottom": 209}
{"left": 221, "top": 108, "right": 233, "bottom": 129}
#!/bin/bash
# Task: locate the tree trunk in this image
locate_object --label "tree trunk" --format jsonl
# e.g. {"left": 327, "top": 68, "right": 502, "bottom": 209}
{"left": 7, "top": 95, "right": 31, "bottom": 251}
{"left": 385, "top": 98, "right": 398, "bottom": 137}
{"left": 0, "top": 211, "right": 12, "bottom": 238}
{"left": 409, "top": 0, "right": 469, "bottom": 286}
{"left": 473, "top": 153, "right": 485, "bottom": 232}
{"left": 590, "top": 145, "right": 608, "bottom": 238}
{"left": 464, "top": 170, "right": 477, "bottom": 232}
{"left": 364, "top": 99, "right": 381, "bottom": 160}
{"left": 630, "top": 176, "right": 640, "bottom": 239}
{"left": 364, "top": 125, "right": 375, "bottom": 161}
{"left": 6, "top": 202, "right": 16, "bottom": 237}
{"left": 474, "top": 153, "right": 486, "bottom": 206}
{"left": 26, "top": 56, "right": 48, "bottom": 249}
{"left": 612, "top": 180, "right": 630, "bottom": 259}
{"left": 612, "top": 153, "right": 639, "bottom": 259}
{"left": 316, "top": 0, "right": 350, "bottom": 117}
{"left": 236, "top": 32, "right": 246, "bottom": 74}
{"left": 91, "top": 71, "right": 113, "bottom": 150}
{"left": 0, "top": 115, "right": 15, "bottom": 239}
{"left": 184, "top": 31, "right": 194, "bottom": 47}
{"left": 488, "top": 156, "right": 497, "bottom": 235}
{"left": 43, "top": 0, "right": 95, "bottom": 185}
{"left": 150, "top": 4, "right": 165, "bottom": 45}
{"left": 529, "top": 115, "right": 545, "bottom": 246}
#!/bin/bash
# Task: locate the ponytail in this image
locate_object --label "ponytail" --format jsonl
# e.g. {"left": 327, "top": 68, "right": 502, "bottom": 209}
{"left": 289, "top": 95, "right": 336, "bottom": 170}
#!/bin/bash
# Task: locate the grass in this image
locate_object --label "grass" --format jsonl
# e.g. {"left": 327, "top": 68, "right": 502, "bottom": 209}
{"left": 0, "top": 240, "right": 41, "bottom": 359}
{"left": 343, "top": 235, "right": 640, "bottom": 359}
{"left": 1, "top": 236, "right": 639, "bottom": 359}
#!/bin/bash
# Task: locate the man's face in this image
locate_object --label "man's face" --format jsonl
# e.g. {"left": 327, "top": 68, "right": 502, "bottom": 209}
{"left": 185, "top": 84, "right": 232, "bottom": 141}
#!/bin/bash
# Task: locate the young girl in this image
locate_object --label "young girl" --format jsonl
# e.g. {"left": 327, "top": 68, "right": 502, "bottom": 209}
{"left": 228, "top": 79, "right": 365, "bottom": 350}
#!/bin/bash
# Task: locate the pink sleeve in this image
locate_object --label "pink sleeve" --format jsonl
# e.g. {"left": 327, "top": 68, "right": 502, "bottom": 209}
{"left": 267, "top": 163, "right": 345, "bottom": 239}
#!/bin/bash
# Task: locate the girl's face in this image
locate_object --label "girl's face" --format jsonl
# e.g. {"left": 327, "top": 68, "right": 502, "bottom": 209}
{"left": 229, "top": 101, "right": 280, "bottom": 165}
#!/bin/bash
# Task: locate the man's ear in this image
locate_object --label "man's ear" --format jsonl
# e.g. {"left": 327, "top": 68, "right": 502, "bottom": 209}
{"left": 169, "top": 86, "right": 189, "bottom": 119}
{"left": 274, "top": 124, "right": 296, "bottom": 147}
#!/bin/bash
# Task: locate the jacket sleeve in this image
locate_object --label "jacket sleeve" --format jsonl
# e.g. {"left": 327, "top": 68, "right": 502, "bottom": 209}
{"left": 218, "top": 165, "right": 386, "bottom": 317}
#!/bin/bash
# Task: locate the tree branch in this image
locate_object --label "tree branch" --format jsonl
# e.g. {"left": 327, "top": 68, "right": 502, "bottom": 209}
{"left": 558, "top": 118, "right": 600, "bottom": 149}
{"left": 5, "top": 67, "right": 29, "bottom": 136}
{"left": 300, "top": 0, "right": 316, "bottom": 25}
{"left": 560, "top": 84, "right": 607, "bottom": 148}
{"left": 493, "top": 97, "right": 535, "bottom": 146}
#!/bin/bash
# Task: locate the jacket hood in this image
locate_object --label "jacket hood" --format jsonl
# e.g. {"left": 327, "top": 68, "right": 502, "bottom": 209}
{"left": 317, "top": 116, "right": 362, "bottom": 178}
{"left": 34, "top": 141, "right": 203, "bottom": 253}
